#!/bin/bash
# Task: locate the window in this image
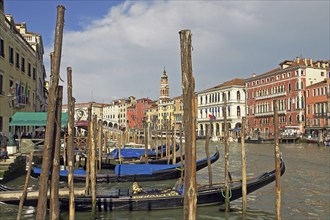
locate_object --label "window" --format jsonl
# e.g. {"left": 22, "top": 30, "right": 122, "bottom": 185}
{"left": 321, "top": 72, "right": 324, "bottom": 77}
{"left": 0, "top": 74, "right": 3, "bottom": 94}
{"left": 16, "top": 52, "right": 20, "bottom": 68}
{"left": 237, "top": 91, "right": 240, "bottom": 100}
{"left": 9, "top": 46, "right": 14, "bottom": 64}
{"left": 237, "top": 106, "right": 241, "bottom": 116}
{"left": 28, "top": 63, "right": 31, "bottom": 77}
{"left": 0, "top": 38, "right": 4, "bottom": 57}
{"left": 33, "top": 67, "right": 36, "bottom": 80}
{"left": 21, "top": 57, "right": 25, "bottom": 72}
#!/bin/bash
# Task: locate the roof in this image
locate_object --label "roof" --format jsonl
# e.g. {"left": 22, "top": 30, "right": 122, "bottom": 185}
{"left": 200, "top": 78, "right": 245, "bottom": 93}
{"left": 9, "top": 112, "right": 68, "bottom": 127}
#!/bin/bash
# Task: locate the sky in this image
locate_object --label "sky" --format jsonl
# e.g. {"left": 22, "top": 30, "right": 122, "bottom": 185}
{"left": 4, "top": 0, "right": 330, "bottom": 104}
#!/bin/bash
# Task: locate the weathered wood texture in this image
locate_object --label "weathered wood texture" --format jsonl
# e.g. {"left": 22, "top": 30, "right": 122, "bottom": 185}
{"left": 241, "top": 116, "right": 247, "bottom": 218}
{"left": 67, "top": 67, "right": 75, "bottom": 220}
{"left": 50, "top": 86, "right": 63, "bottom": 220}
{"left": 273, "top": 100, "right": 282, "bottom": 219}
{"left": 16, "top": 152, "right": 34, "bottom": 220}
{"left": 179, "top": 29, "right": 197, "bottom": 220}
{"left": 36, "top": 6, "right": 65, "bottom": 220}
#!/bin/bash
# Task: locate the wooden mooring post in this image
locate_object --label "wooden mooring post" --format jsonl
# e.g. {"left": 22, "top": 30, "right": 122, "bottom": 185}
{"left": 50, "top": 86, "right": 63, "bottom": 219}
{"left": 90, "top": 115, "right": 97, "bottom": 215}
{"left": 223, "top": 96, "right": 230, "bottom": 212}
{"left": 67, "top": 67, "right": 75, "bottom": 220}
{"left": 205, "top": 124, "right": 212, "bottom": 186}
{"left": 16, "top": 152, "right": 34, "bottom": 220}
{"left": 273, "top": 100, "right": 282, "bottom": 219}
{"left": 241, "top": 116, "right": 247, "bottom": 218}
{"left": 36, "top": 5, "right": 65, "bottom": 220}
{"left": 179, "top": 29, "right": 197, "bottom": 220}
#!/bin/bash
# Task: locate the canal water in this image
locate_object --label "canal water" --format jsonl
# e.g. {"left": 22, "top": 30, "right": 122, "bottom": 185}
{"left": 0, "top": 140, "right": 329, "bottom": 219}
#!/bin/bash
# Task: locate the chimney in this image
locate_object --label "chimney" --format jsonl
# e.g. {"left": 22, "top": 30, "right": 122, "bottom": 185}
{"left": 0, "top": 0, "right": 4, "bottom": 12}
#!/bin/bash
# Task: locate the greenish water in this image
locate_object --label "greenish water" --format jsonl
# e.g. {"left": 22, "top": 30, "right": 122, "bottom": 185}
{"left": 1, "top": 141, "right": 329, "bottom": 219}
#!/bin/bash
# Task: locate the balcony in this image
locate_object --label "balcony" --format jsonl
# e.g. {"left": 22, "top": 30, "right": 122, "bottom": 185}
{"left": 255, "top": 91, "right": 287, "bottom": 100}
{"left": 314, "top": 113, "right": 328, "bottom": 118}
{"left": 254, "top": 110, "right": 286, "bottom": 117}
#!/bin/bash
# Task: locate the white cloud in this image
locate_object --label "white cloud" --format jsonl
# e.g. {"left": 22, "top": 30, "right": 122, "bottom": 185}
{"left": 44, "top": 0, "right": 329, "bottom": 104}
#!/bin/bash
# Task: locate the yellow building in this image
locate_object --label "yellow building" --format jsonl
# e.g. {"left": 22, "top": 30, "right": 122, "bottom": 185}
{"left": 0, "top": 2, "right": 46, "bottom": 136}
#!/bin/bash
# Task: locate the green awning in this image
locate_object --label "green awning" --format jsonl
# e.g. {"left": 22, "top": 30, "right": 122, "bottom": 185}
{"left": 9, "top": 112, "right": 68, "bottom": 127}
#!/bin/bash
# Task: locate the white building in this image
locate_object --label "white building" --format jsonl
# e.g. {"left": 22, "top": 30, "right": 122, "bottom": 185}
{"left": 197, "top": 78, "right": 246, "bottom": 139}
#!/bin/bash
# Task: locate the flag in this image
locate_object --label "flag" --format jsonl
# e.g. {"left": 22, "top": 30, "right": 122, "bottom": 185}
{"left": 208, "top": 114, "right": 216, "bottom": 119}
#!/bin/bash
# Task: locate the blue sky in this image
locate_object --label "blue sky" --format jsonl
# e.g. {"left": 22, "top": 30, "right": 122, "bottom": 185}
{"left": 4, "top": 0, "right": 330, "bottom": 104}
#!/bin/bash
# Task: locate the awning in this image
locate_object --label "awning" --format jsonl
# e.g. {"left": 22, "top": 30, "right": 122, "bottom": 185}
{"left": 9, "top": 112, "right": 68, "bottom": 127}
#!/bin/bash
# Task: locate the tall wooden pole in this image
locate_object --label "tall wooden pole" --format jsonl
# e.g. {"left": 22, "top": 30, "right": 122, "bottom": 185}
{"left": 67, "top": 67, "right": 75, "bottom": 220}
{"left": 90, "top": 115, "right": 97, "bottom": 215}
{"left": 85, "top": 105, "right": 92, "bottom": 195}
{"left": 97, "top": 120, "right": 103, "bottom": 171}
{"left": 16, "top": 152, "right": 34, "bottom": 220}
{"left": 144, "top": 121, "right": 148, "bottom": 163}
{"left": 223, "top": 96, "right": 230, "bottom": 211}
{"left": 172, "top": 123, "right": 177, "bottom": 164}
{"left": 50, "top": 86, "right": 63, "bottom": 220}
{"left": 179, "top": 122, "right": 184, "bottom": 181}
{"left": 36, "top": 5, "right": 65, "bottom": 220}
{"left": 63, "top": 134, "right": 67, "bottom": 170}
{"left": 205, "top": 123, "right": 212, "bottom": 186}
{"left": 179, "top": 29, "right": 197, "bottom": 220}
{"left": 241, "top": 116, "right": 247, "bottom": 218}
{"left": 273, "top": 100, "right": 282, "bottom": 219}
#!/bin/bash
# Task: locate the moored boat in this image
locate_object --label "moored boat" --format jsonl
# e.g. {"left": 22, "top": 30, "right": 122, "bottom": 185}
{"left": 30, "top": 150, "right": 219, "bottom": 183}
{"left": 59, "top": 156, "right": 285, "bottom": 212}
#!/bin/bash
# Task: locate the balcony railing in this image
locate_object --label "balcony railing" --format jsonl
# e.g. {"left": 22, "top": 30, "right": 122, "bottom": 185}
{"left": 254, "top": 110, "right": 286, "bottom": 117}
{"left": 314, "top": 113, "right": 328, "bottom": 118}
{"left": 255, "top": 91, "right": 287, "bottom": 100}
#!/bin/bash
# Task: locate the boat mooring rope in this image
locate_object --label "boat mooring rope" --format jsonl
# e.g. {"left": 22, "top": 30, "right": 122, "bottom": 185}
{"left": 220, "top": 187, "right": 232, "bottom": 199}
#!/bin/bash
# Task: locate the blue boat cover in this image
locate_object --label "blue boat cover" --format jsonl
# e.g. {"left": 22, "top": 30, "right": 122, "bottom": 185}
{"left": 115, "top": 163, "right": 181, "bottom": 176}
{"left": 33, "top": 167, "right": 86, "bottom": 176}
{"left": 109, "top": 145, "right": 174, "bottom": 159}
{"left": 114, "top": 151, "right": 218, "bottom": 176}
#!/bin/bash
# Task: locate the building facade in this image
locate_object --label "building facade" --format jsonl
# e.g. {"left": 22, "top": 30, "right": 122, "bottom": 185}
{"left": 197, "top": 78, "right": 246, "bottom": 138}
{"left": 305, "top": 78, "right": 330, "bottom": 137}
{"left": 127, "top": 98, "right": 154, "bottom": 130}
{"left": 245, "top": 58, "right": 328, "bottom": 137}
{"left": 0, "top": 5, "right": 46, "bottom": 136}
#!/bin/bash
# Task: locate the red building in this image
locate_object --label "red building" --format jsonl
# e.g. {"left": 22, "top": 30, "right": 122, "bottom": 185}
{"left": 245, "top": 58, "right": 328, "bottom": 137}
{"left": 127, "top": 98, "right": 154, "bottom": 130}
{"left": 305, "top": 78, "right": 330, "bottom": 137}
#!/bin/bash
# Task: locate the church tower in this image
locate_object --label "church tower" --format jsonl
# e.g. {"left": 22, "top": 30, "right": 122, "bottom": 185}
{"left": 159, "top": 67, "right": 170, "bottom": 102}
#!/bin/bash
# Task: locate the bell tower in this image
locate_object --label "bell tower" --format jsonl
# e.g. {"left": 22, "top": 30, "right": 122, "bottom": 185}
{"left": 159, "top": 67, "right": 170, "bottom": 102}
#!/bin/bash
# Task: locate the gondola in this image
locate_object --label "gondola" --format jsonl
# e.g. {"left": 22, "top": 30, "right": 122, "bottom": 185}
{"left": 108, "top": 144, "right": 179, "bottom": 160}
{"left": 59, "top": 157, "right": 285, "bottom": 212}
{"left": 30, "top": 150, "right": 219, "bottom": 183}
{"left": 101, "top": 154, "right": 185, "bottom": 169}
{"left": 0, "top": 155, "right": 285, "bottom": 211}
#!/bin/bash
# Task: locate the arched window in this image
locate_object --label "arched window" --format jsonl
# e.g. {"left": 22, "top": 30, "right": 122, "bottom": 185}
{"left": 237, "top": 91, "right": 241, "bottom": 100}
{"left": 237, "top": 106, "right": 241, "bottom": 116}
{"left": 301, "top": 81, "right": 304, "bottom": 90}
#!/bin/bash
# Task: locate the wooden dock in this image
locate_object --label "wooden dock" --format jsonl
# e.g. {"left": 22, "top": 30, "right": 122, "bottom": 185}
{"left": 0, "top": 187, "right": 85, "bottom": 202}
